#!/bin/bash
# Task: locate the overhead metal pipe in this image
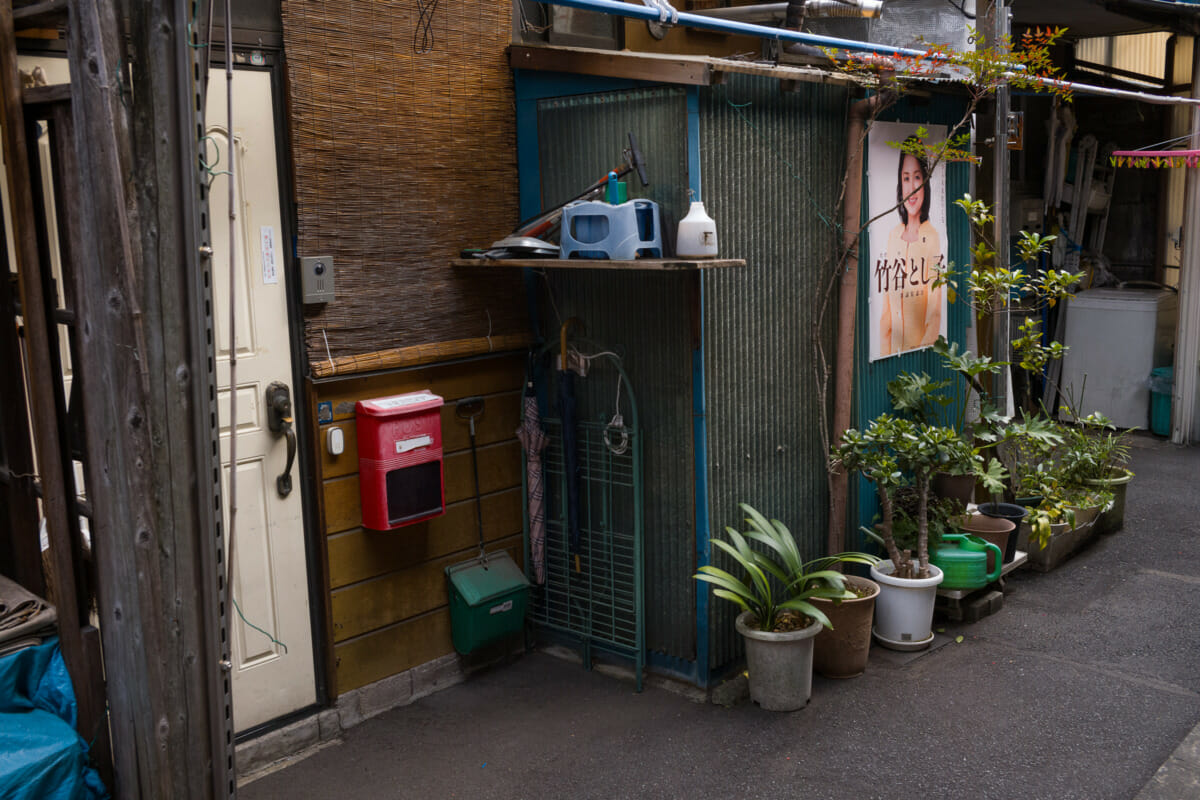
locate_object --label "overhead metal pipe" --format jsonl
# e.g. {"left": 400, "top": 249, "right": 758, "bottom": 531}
{"left": 1006, "top": 71, "right": 1200, "bottom": 106}
{"left": 537, "top": 0, "right": 931, "bottom": 59}
{"left": 691, "top": 0, "right": 883, "bottom": 22}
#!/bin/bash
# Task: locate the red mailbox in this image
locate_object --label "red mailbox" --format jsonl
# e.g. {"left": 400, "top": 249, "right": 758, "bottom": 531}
{"left": 356, "top": 391, "right": 446, "bottom": 530}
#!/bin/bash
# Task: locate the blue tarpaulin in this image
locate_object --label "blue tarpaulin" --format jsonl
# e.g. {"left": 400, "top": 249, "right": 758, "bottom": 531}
{"left": 0, "top": 638, "right": 107, "bottom": 800}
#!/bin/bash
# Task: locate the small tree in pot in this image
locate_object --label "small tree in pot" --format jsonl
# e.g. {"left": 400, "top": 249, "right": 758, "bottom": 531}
{"left": 833, "top": 416, "right": 1006, "bottom": 648}
{"left": 832, "top": 415, "right": 1003, "bottom": 579}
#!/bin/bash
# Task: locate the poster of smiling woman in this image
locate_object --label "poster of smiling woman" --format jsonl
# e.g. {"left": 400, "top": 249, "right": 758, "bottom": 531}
{"left": 866, "top": 120, "right": 950, "bottom": 362}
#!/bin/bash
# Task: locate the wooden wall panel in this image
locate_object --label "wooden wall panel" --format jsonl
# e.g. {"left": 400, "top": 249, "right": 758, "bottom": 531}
{"left": 331, "top": 535, "right": 523, "bottom": 642}
{"left": 322, "top": 441, "right": 523, "bottom": 534}
{"left": 320, "top": 391, "right": 523, "bottom": 480}
{"left": 328, "top": 489, "right": 523, "bottom": 588}
{"left": 312, "top": 354, "right": 532, "bottom": 696}
{"left": 334, "top": 610, "right": 454, "bottom": 694}
{"left": 317, "top": 354, "right": 524, "bottom": 422}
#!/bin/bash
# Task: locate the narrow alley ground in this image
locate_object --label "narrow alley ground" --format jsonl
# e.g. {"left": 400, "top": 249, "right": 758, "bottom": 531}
{"left": 243, "top": 435, "right": 1200, "bottom": 800}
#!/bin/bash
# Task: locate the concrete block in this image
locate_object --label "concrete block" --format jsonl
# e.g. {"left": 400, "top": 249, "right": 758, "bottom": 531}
{"left": 339, "top": 669, "right": 414, "bottom": 729}
{"left": 937, "top": 589, "right": 1003, "bottom": 623}
{"left": 1170, "top": 727, "right": 1200, "bottom": 766}
{"left": 236, "top": 714, "right": 321, "bottom": 776}
{"left": 317, "top": 708, "right": 341, "bottom": 743}
{"left": 412, "top": 652, "right": 466, "bottom": 700}
{"left": 1135, "top": 759, "right": 1200, "bottom": 800}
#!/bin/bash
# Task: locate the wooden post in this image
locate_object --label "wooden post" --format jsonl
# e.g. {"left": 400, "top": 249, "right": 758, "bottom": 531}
{"left": 65, "top": 0, "right": 231, "bottom": 796}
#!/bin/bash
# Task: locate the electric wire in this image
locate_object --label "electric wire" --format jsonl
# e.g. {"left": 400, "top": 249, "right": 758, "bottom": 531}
{"left": 215, "top": 0, "right": 287, "bottom": 656}
{"left": 568, "top": 347, "right": 630, "bottom": 455}
{"left": 224, "top": 0, "right": 239, "bottom": 636}
{"left": 1127, "top": 133, "right": 1196, "bottom": 152}
{"left": 233, "top": 597, "right": 288, "bottom": 653}
{"left": 944, "top": 0, "right": 975, "bottom": 19}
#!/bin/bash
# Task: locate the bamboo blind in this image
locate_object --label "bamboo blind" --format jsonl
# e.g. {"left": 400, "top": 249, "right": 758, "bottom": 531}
{"left": 281, "top": 0, "right": 528, "bottom": 366}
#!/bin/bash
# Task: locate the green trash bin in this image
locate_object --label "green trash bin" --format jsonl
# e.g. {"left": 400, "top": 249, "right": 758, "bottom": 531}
{"left": 1149, "top": 366, "right": 1173, "bottom": 437}
{"left": 445, "top": 551, "right": 530, "bottom": 655}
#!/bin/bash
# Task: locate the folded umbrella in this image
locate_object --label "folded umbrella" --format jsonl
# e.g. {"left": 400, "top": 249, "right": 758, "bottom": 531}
{"left": 516, "top": 391, "right": 549, "bottom": 584}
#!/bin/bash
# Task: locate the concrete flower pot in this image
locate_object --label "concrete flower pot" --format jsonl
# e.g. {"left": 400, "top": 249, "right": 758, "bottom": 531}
{"left": 1022, "top": 518, "right": 1096, "bottom": 572}
{"left": 811, "top": 575, "right": 880, "bottom": 679}
{"left": 735, "top": 611, "right": 822, "bottom": 711}
{"left": 1084, "top": 469, "right": 1133, "bottom": 534}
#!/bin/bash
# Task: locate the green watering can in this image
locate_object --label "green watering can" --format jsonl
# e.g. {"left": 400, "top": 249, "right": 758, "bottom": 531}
{"left": 932, "top": 533, "right": 1002, "bottom": 590}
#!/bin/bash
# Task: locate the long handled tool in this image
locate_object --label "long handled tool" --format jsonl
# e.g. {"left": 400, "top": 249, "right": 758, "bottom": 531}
{"left": 512, "top": 132, "right": 649, "bottom": 241}
{"left": 445, "top": 396, "right": 531, "bottom": 656}
{"left": 456, "top": 397, "right": 487, "bottom": 562}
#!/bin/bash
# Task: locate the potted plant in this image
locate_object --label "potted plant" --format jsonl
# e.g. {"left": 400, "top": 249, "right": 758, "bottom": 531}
{"left": 1016, "top": 461, "right": 1113, "bottom": 572}
{"left": 1059, "top": 411, "right": 1135, "bottom": 534}
{"left": 694, "top": 504, "right": 862, "bottom": 710}
{"left": 802, "top": 548, "right": 883, "bottom": 681}
{"left": 832, "top": 415, "right": 1005, "bottom": 650}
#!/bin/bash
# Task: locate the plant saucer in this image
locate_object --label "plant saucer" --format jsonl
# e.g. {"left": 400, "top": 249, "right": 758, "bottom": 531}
{"left": 872, "top": 627, "right": 935, "bottom": 652}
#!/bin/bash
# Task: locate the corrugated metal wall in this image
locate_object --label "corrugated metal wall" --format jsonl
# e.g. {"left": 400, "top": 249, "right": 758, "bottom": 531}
{"left": 536, "top": 88, "right": 698, "bottom": 664}
{"left": 699, "top": 75, "right": 850, "bottom": 673}
{"left": 853, "top": 97, "right": 974, "bottom": 535}
{"left": 1076, "top": 31, "right": 1171, "bottom": 84}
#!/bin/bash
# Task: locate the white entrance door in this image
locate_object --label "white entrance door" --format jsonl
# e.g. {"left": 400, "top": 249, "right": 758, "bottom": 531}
{"left": 207, "top": 68, "right": 316, "bottom": 731}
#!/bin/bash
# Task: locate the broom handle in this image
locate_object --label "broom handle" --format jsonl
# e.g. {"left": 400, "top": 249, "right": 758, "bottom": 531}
{"left": 469, "top": 417, "right": 485, "bottom": 561}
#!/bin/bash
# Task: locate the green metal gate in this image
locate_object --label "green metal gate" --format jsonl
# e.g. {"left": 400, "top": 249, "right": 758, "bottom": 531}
{"left": 525, "top": 357, "right": 645, "bottom": 690}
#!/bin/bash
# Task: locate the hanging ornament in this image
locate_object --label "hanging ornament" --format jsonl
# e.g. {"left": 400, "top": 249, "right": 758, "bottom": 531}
{"left": 1110, "top": 149, "right": 1200, "bottom": 168}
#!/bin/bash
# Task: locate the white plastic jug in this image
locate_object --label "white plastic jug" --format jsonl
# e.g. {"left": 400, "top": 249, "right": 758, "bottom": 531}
{"left": 675, "top": 201, "right": 718, "bottom": 258}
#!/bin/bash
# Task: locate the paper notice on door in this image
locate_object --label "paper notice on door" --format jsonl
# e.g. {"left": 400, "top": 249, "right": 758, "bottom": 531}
{"left": 261, "top": 226, "right": 278, "bottom": 284}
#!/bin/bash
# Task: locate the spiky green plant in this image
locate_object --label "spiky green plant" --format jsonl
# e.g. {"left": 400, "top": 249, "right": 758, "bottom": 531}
{"left": 695, "top": 504, "right": 880, "bottom": 632}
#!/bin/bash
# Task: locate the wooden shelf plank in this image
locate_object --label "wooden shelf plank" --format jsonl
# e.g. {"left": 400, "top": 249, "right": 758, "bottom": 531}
{"left": 451, "top": 257, "right": 746, "bottom": 271}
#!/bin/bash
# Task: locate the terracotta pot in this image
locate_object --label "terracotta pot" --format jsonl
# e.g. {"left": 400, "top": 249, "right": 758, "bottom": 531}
{"left": 958, "top": 513, "right": 1015, "bottom": 572}
{"left": 811, "top": 575, "right": 880, "bottom": 679}
{"left": 932, "top": 472, "right": 975, "bottom": 511}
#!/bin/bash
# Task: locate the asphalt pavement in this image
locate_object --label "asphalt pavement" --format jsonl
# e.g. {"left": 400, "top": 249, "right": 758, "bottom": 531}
{"left": 242, "top": 434, "right": 1200, "bottom": 800}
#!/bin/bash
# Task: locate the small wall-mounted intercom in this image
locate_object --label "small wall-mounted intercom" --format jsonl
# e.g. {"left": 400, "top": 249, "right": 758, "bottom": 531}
{"left": 301, "top": 255, "right": 335, "bottom": 304}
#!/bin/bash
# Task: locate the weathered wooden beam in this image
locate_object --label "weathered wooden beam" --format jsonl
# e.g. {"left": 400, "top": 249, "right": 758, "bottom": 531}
{"left": 124, "top": 0, "right": 231, "bottom": 794}
{"left": 12, "top": 0, "right": 67, "bottom": 30}
{"left": 310, "top": 332, "right": 533, "bottom": 379}
{"left": 510, "top": 43, "right": 714, "bottom": 85}
{"left": 66, "top": 0, "right": 229, "bottom": 796}
{"left": 23, "top": 81, "right": 71, "bottom": 108}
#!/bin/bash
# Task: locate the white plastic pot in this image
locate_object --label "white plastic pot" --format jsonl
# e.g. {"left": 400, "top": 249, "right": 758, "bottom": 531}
{"left": 869, "top": 560, "right": 943, "bottom": 651}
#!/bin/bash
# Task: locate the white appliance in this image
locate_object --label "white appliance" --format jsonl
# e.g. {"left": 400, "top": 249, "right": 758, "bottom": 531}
{"left": 1059, "top": 287, "right": 1178, "bottom": 428}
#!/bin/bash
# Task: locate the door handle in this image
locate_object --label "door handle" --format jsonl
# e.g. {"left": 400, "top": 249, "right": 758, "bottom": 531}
{"left": 265, "top": 382, "right": 296, "bottom": 497}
